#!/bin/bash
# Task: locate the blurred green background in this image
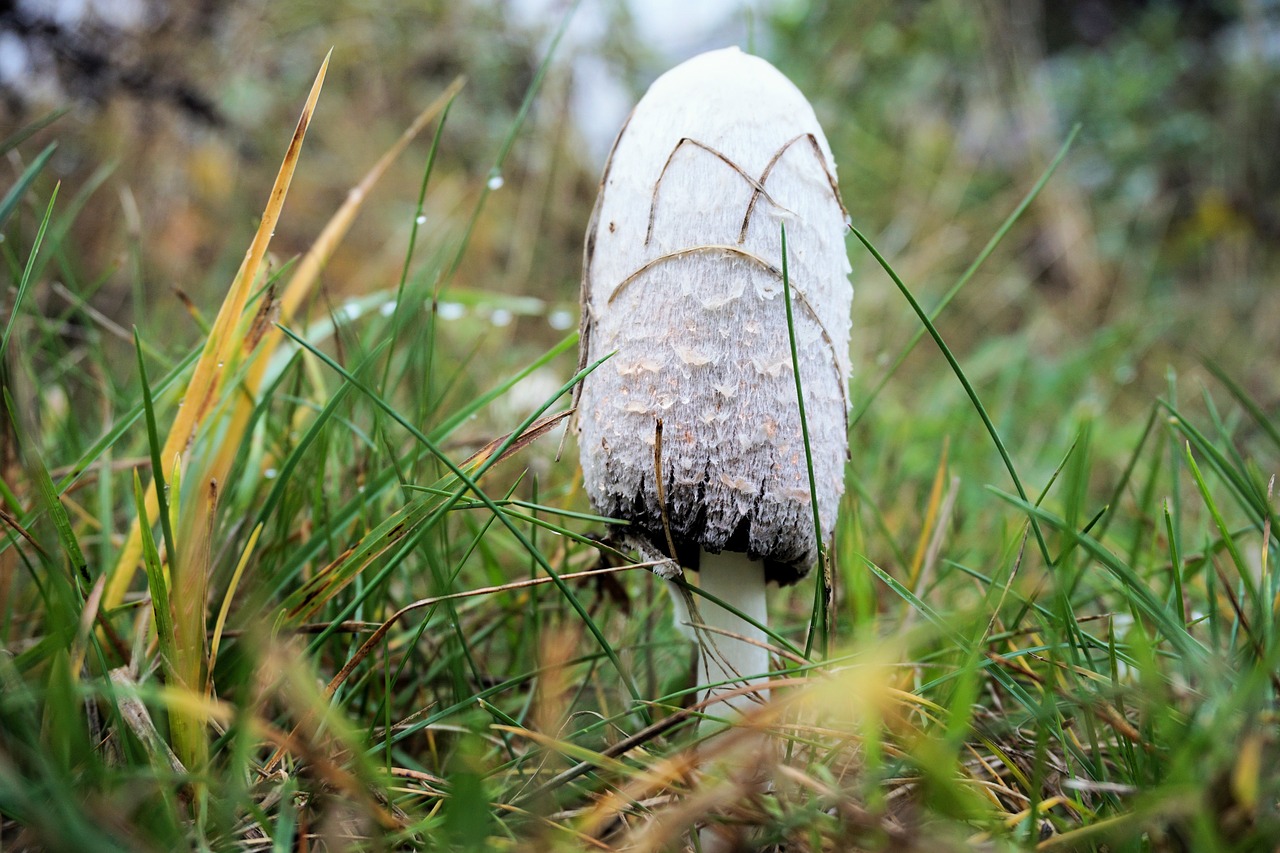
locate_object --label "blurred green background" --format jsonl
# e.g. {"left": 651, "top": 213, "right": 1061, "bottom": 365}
{"left": 3, "top": 0, "right": 1279, "bottom": 521}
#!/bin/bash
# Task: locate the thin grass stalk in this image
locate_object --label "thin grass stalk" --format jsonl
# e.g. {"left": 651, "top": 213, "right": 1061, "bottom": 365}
{"left": 275, "top": 325, "right": 651, "bottom": 708}
{"left": 0, "top": 143, "right": 55, "bottom": 234}
{"left": 849, "top": 125, "right": 1081, "bottom": 428}
{"left": 849, "top": 222, "right": 1053, "bottom": 568}
{"left": 0, "top": 109, "right": 66, "bottom": 154}
{"left": 103, "top": 53, "right": 333, "bottom": 609}
{"left": 780, "top": 224, "right": 832, "bottom": 659}
{"left": 1, "top": 185, "right": 57, "bottom": 363}
{"left": 380, "top": 96, "right": 456, "bottom": 397}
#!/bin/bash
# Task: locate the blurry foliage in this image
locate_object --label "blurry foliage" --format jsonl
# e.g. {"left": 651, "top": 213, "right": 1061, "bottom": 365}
{"left": 7, "top": 0, "right": 1276, "bottom": 393}
{"left": 3, "top": 0, "right": 1277, "bottom": 531}
{"left": 1, "top": 0, "right": 602, "bottom": 358}
{"left": 768, "top": 0, "right": 1280, "bottom": 407}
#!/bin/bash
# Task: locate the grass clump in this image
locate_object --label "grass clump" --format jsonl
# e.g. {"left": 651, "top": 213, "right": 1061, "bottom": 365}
{"left": 3, "top": 7, "right": 1280, "bottom": 852}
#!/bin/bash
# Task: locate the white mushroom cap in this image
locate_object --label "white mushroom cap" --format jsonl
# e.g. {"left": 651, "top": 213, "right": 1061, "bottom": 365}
{"left": 578, "top": 47, "right": 852, "bottom": 585}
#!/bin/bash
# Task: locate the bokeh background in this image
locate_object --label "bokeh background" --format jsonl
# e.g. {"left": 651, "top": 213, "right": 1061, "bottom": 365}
{"left": 4, "top": 0, "right": 1279, "bottom": 502}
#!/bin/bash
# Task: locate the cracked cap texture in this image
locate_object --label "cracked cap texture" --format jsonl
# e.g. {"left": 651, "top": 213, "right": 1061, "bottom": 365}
{"left": 577, "top": 47, "right": 852, "bottom": 585}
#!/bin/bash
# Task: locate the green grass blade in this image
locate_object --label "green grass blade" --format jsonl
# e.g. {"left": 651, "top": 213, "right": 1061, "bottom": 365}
{"left": 848, "top": 223, "right": 1052, "bottom": 567}
{"left": 1163, "top": 500, "right": 1187, "bottom": 627}
{"left": 134, "top": 328, "right": 178, "bottom": 573}
{"left": 380, "top": 96, "right": 455, "bottom": 396}
{"left": 850, "top": 125, "right": 1081, "bottom": 427}
{"left": 1203, "top": 358, "right": 1280, "bottom": 454}
{"left": 1, "top": 184, "right": 58, "bottom": 363}
{"left": 134, "top": 469, "right": 177, "bottom": 675}
{"left": 0, "top": 110, "right": 66, "bottom": 155}
{"left": 0, "top": 142, "right": 56, "bottom": 233}
{"left": 1182, "top": 442, "right": 1258, "bottom": 606}
{"left": 781, "top": 224, "right": 831, "bottom": 658}
{"left": 3, "top": 388, "right": 88, "bottom": 593}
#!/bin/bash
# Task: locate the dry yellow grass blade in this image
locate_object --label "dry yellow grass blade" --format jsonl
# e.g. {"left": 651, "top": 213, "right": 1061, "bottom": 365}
{"left": 103, "top": 51, "right": 333, "bottom": 609}
{"left": 202, "top": 76, "right": 465, "bottom": 495}
{"left": 907, "top": 435, "right": 950, "bottom": 592}
{"left": 208, "top": 521, "right": 263, "bottom": 684}
{"left": 169, "top": 477, "right": 217, "bottom": 770}
{"left": 170, "top": 79, "right": 470, "bottom": 648}
{"left": 284, "top": 76, "right": 465, "bottom": 324}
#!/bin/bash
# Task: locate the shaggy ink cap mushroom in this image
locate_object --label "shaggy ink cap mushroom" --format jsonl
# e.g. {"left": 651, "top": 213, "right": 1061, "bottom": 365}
{"left": 577, "top": 47, "right": 852, "bottom": 587}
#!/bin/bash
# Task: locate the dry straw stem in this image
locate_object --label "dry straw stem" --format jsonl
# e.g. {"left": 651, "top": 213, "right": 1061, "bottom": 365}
{"left": 103, "top": 51, "right": 332, "bottom": 608}
{"left": 262, "top": 560, "right": 657, "bottom": 777}
{"left": 103, "top": 65, "right": 465, "bottom": 609}
{"left": 323, "top": 561, "right": 649, "bottom": 701}
{"left": 278, "top": 406, "right": 566, "bottom": 627}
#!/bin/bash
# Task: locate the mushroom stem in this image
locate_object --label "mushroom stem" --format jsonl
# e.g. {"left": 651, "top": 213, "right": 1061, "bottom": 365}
{"left": 696, "top": 549, "right": 769, "bottom": 724}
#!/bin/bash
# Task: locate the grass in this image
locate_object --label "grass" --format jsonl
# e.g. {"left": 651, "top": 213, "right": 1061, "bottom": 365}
{"left": 3, "top": 7, "right": 1280, "bottom": 852}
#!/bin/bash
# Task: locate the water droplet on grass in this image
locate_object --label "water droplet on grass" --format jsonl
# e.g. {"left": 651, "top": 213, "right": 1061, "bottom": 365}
{"left": 437, "top": 302, "right": 466, "bottom": 321}
{"left": 487, "top": 173, "right": 505, "bottom": 190}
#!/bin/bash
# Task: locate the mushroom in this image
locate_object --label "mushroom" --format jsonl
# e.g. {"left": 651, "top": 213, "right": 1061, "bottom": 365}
{"left": 577, "top": 47, "right": 851, "bottom": 722}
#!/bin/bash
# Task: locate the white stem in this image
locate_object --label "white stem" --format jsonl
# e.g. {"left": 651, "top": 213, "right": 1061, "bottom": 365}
{"left": 696, "top": 549, "right": 769, "bottom": 723}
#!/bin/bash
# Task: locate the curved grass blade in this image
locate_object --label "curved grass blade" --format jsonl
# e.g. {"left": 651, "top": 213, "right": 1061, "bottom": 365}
{"left": 986, "top": 485, "right": 1208, "bottom": 663}
{"left": 849, "top": 223, "right": 1052, "bottom": 567}
{"left": 850, "top": 125, "right": 1081, "bottom": 428}
{"left": 780, "top": 224, "right": 831, "bottom": 658}
{"left": 1, "top": 184, "right": 58, "bottom": 364}
{"left": 0, "top": 142, "right": 55, "bottom": 233}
